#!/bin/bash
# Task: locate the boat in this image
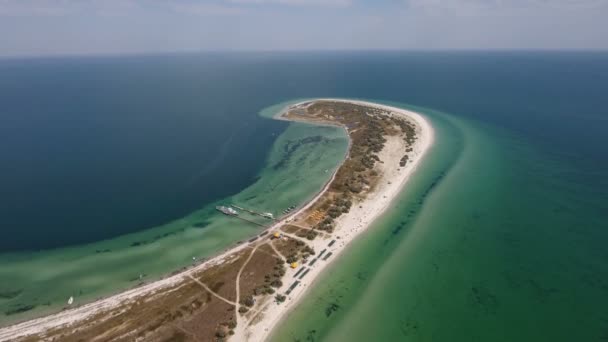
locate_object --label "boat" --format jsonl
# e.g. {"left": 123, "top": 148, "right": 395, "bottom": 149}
{"left": 216, "top": 206, "right": 238, "bottom": 216}
{"left": 68, "top": 296, "right": 74, "bottom": 305}
{"left": 262, "top": 212, "right": 274, "bottom": 219}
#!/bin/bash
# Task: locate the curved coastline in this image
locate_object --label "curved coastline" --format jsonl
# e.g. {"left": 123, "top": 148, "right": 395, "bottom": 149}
{"left": 0, "top": 107, "right": 347, "bottom": 329}
{"left": 243, "top": 99, "right": 434, "bottom": 341}
{"left": 0, "top": 99, "right": 434, "bottom": 341}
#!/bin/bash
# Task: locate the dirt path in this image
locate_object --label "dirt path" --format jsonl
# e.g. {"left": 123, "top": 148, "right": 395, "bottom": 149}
{"left": 245, "top": 300, "right": 272, "bottom": 327}
{"left": 186, "top": 275, "right": 237, "bottom": 307}
{"left": 237, "top": 99, "right": 434, "bottom": 342}
{"left": 236, "top": 246, "right": 260, "bottom": 306}
{"left": 289, "top": 223, "right": 331, "bottom": 238}
{"left": 0, "top": 100, "right": 428, "bottom": 342}
{"left": 280, "top": 232, "right": 310, "bottom": 244}
{"left": 268, "top": 241, "right": 286, "bottom": 261}
{"left": 171, "top": 323, "right": 202, "bottom": 342}
{"left": 232, "top": 244, "right": 263, "bottom": 337}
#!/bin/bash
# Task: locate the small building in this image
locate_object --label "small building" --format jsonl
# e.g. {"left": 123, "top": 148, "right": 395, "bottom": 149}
{"left": 273, "top": 232, "right": 281, "bottom": 239}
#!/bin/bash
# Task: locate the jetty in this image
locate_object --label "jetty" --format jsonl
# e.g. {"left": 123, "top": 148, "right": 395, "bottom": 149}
{"left": 231, "top": 204, "right": 275, "bottom": 220}
{"left": 233, "top": 216, "right": 268, "bottom": 228}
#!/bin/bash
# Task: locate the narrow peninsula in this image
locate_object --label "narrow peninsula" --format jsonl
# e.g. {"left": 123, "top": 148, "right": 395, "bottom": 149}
{"left": 0, "top": 99, "right": 434, "bottom": 342}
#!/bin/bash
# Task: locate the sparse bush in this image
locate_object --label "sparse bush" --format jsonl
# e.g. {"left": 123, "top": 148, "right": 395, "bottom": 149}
{"left": 243, "top": 295, "right": 255, "bottom": 307}
{"left": 286, "top": 255, "right": 298, "bottom": 264}
{"left": 216, "top": 327, "right": 227, "bottom": 338}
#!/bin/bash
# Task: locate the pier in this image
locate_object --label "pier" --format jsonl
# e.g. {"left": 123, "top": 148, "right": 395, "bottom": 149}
{"left": 231, "top": 204, "right": 275, "bottom": 220}
{"left": 233, "top": 215, "right": 268, "bottom": 228}
{"left": 215, "top": 204, "right": 270, "bottom": 227}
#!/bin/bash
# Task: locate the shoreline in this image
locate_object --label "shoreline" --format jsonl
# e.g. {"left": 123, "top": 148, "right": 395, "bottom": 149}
{"left": 0, "top": 99, "right": 434, "bottom": 341}
{"left": 241, "top": 99, "right": 434, "bottom": 341}
{"left": 0, "top": 127, "right": 345, "bottom": 341}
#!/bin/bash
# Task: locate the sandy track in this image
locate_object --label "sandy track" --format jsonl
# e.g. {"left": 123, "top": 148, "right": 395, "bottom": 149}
{"left": 0, "top": 99, "right": 433, "bottom": 342}
{"left": 239, "top": 99, "right": 434, "bottom": 342}
{"left": 186, "top": 275, "right": 238, "bottom": 307}
{"left": 0, "top": 100, "right": 346, "bottom": 341}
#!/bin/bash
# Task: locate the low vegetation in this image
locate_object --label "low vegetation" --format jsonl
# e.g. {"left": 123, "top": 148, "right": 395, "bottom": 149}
{"left": 15, "top": 100, "right": 418, "bottom": 342}
{"left": 286, "top": 100, "right": 418, "bottom": 236}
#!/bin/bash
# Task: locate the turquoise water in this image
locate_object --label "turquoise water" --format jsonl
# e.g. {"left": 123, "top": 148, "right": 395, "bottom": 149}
{"left": 0, "top": 101, "right": 348, "bottom": 325}
{"left": 1, "top": 52, "right": 607, "bottom": 339}
{"left": 271, "top": 102, "right": 608, "bottom": 341}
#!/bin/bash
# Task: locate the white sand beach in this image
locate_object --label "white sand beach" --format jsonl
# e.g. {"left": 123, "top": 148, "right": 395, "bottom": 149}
{"left": 238, "top": 99, "right": 434, "bottom": 341}
{"left": 0, "top": 99, "right": 433, "bottom": 342}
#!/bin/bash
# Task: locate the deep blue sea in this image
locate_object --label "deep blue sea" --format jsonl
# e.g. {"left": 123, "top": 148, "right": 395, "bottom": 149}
{"left": 0, "top": 55, "right": 290, "bottom": 251}
{"left": 1, "top": 52, "right": 606, "bottom": 252}
{"left": 1, "top": 52, "right": 607, "bottom": 339}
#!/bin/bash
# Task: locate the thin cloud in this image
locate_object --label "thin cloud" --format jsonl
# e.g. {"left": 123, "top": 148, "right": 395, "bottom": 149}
{"left": 227, "top": 0, "right": 352, "bottom": 7}
{"left": 169, "top": 2, "right": 245, "bottom": 15}
{"left": 531, "top": 0, "right": 608, "bottom": 10}
{"left": 408, "top": 0, "right": 608, "bottom": 13}
{"left": 0, "top": 0, "right": 141, "bottom": 17}
{"left": 0, "top": 0, "right": 72, "bottom": 16}
{"left": 408, "top": 0, "right": 510, "bottom": 12}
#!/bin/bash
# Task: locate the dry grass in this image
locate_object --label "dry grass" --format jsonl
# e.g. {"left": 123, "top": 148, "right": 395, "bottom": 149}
{"left": 238, "top": 245, "right": 281, "bottom": 303}
{"left": 14, "top": 100, "right": 419, "bottom": 342}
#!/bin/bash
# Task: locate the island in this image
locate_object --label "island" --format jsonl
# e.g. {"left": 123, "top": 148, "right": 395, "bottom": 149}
{"left": 0, "top": 99, "right": 434, "bottom": 342}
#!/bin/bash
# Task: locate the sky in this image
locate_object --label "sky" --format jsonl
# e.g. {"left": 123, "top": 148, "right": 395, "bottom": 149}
{"left": 1, "top": 0, "right": 607, "bottom": 57}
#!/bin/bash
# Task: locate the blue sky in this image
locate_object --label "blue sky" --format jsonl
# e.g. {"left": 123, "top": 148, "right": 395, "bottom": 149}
{"left": 1, "top": 0, "right": 607, "bottom": 56}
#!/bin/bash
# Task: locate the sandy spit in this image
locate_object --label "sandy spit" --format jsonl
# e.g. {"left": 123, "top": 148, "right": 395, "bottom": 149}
{"left": 0, "top": 99, "right": 433, "bottom": 342}
{"left": 240, "top": 99, "right": 434, "bottom": 341}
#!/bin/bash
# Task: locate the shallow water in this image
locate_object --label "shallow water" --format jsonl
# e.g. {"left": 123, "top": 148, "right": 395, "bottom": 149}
{"left": 0, "top": 101, "right": 348, "bottom": 325}
{"left": 1, "top": 52, "right": 607, "bottom": 339}
{"left": 271, "top": 102, "right": 608, "bottom": 341}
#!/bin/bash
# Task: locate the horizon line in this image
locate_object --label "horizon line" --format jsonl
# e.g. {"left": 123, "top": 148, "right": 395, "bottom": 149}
{"left": 2, "top": 48, "right": 608, "bottom": 61}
